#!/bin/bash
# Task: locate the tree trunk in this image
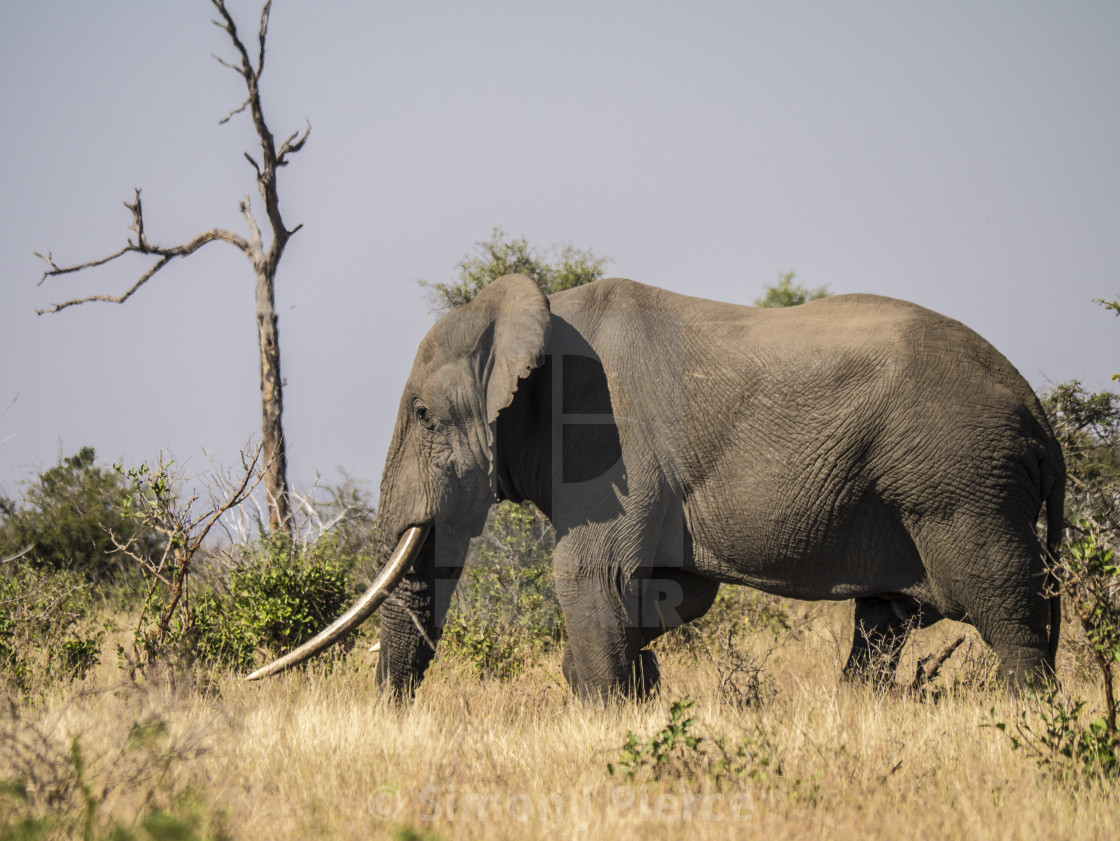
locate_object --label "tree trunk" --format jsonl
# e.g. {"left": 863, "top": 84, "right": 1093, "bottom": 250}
{"left": 256, "top": 270, "right": 291, "bottom": 535}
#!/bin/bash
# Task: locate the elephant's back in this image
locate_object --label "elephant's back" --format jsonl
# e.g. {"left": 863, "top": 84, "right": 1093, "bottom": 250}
{"left": 551, "top": 281, "right": 1022, "bottom": 387}
{"left": 550, "top": 276, "right": 1052, "bottom": 470}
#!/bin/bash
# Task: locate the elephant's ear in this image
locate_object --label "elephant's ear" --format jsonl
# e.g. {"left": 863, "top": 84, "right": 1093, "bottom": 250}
{"left": 465, "top": 274, "right": 551, "bottom": 426}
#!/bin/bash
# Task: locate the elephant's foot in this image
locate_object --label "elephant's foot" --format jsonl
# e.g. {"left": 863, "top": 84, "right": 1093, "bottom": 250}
{"left": 990, "top": 640, "right": 1057, "bottom": 693}
{"left": 841, "top": 652, "right": 900, "bottom": 690}
{"left": 562, "top": 645, "right": 660, "bottom": 701}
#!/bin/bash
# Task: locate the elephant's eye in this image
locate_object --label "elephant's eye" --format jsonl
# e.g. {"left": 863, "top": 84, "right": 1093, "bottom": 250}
{"left": 414, "top": 401, "right": 436, "bottom": 430}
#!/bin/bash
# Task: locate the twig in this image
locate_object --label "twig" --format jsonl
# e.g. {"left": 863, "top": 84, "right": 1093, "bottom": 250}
{"left": 0, "top": 544, "right": 35, "bottom": 566}
{"left": 911, "top": 635, "right": 966, "bottom": 690}
{"left": 387, "top": 596, "right": 439, "bottom": 652}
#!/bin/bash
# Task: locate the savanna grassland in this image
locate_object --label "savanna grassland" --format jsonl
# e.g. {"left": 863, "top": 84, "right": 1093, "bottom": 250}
{"left": 4, "top": 593, "right": 1119, "bottom": 841}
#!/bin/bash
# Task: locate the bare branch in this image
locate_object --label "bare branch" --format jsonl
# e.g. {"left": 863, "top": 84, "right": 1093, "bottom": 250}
{"left": 218, "top": 95, "right": 253, "bottom": 125}
{"left": 126, "top": 189, "right": 147, "bottom": 247}
{"left": 35, "top": 245, "right": 131, "bottom": 283}
{"left": 211, "top": 1, "right": 256, "bottom": 83}
{"left": 210, "top": 0, "right": 305, "bottom": 276}
{"left": 388, "top": 596, "right": 439, "bottom": 652}
{"left": 911, "top": 635, "right": 966, "bottom": 690}
{"left": 188, "top": 444, "right": 264, "bottom": 554}
{"left": 211, "top": 51, "right": 240, "bottom": 73}
{"left": 239, "top": 197, "right": 263, "bottom": 255}
{"left": 276, "top": 122, "right": 311, "bottom": 166}
{"left": 257, "top": 1, "right": 272, "bottom": 76}
{"left": 242, "top": 152, "right": 262, "bottom": 177}
{"left": 35, "top": 198, "right": 254, "bottom": 315}
{"left": 0, "top": 392, "right": 19, "bottom": 421}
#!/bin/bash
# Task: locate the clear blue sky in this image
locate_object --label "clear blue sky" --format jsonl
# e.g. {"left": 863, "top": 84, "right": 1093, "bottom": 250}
{"left": 1, "top": 0, "right": 1117, "bottom": 500}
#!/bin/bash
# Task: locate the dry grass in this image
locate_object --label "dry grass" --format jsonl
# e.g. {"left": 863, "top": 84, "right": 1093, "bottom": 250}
{"left": 3, "top": 601, "right": 1119, "bottom": 840}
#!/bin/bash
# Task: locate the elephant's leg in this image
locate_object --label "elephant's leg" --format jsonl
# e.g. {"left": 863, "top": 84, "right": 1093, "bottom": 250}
{"left": 924, "top": 517, "right": 1053, "bottom": 690}
{"left": 560, "top": 642, "right": 660, "bottom": 699}
{"left": 557, "top": 573, "right": 656, "bottom": 700}
{"left": 843, "top": 597, "right": 919, "bottom": 687}
{"left": 557, "top": 568, "right": 720, "bottom": 699}
{"left": 962, "top": 570, "right": 1052, "bottom": 689}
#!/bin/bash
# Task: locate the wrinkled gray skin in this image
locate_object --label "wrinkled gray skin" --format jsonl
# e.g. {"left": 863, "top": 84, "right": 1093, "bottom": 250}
{"left": 374, "top": 274, "right": 1063, "bottom": 700}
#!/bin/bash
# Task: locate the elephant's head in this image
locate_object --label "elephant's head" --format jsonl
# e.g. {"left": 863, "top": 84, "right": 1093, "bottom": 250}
{"left": 245, "top": 274, "right": 550, "bottom": 695}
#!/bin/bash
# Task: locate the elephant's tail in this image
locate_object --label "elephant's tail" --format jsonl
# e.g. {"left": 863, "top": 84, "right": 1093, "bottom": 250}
{"left": 1044, "top": 451, "right": 1065, "bottom": 673}
{"left": 1025, "top": 388, "right": 1065, "bottom": 673}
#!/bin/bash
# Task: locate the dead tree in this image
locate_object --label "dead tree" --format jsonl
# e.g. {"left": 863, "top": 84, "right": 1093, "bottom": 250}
{"left": 35, "top": 0, "right": 306, "bottom": 536}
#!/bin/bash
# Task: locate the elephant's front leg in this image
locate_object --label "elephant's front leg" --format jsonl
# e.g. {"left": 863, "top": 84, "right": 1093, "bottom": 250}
{"left": 555, "top": 566, "right": 719, "bottom": 699}
{"left": 555, "top": 572, "right": 658, "bottom": 700}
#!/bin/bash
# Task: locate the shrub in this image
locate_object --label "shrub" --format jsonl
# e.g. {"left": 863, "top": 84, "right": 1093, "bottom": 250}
{"left": 103, "top": 450, "right": 366, "bottom": 675}
{"left": 182, "top": 536, "right": 355, "bottom": 671}
{"left": 0, "top": 564, "right": 105, "bottom": 690}
{"left": 1041, "top": 381, "right": 1119, "bottom": 538}
{"left": 419, "top": 228, "right": 609, "bottom": 312}
{"left": 990, "top": 521, "right": 1120, "bottom": 780}
{"left": 607, "top": 699, "right": 704, "bottom": 782}
{"left": 440, "top": 502, "right": 563, "bottom": 679}
{"left": 989, "top": 691, "right": 1118, "bottom": 782}
{"left": 0, "top": 718, "right": 227, "bottom": 840}
{"left": 753, "top": 271, "right": 830, "bottom": 308}
{"left": 0, "top": 447, "right": 162, "bottom": 584}
{"left": 1058, "top": 521, "right": 1119, "bottom": 738}
{"left": 606, "top": 699, "right": 812, "bottom": 798}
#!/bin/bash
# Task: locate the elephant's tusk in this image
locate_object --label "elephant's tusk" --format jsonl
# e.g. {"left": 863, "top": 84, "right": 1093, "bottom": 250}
{"left": 244, "top": 524, "right": 430, "bottom": 682}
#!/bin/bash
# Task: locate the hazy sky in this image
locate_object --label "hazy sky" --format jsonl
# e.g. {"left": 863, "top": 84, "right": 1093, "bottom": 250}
{"left": 1, "top": 0, "right": 1117, "bottom": 502}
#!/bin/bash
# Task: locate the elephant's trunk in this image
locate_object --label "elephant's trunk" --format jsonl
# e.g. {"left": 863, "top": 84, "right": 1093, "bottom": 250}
{"left": 375, "top": 525, "right": 463, "bottom": 698}
{"left": 244, "top": 524, "right": 430, "bottom": 682}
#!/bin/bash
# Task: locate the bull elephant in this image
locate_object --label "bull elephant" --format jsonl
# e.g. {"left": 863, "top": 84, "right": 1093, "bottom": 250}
{"left": 247, "top": 274, "right": 1064, "bottom": 698}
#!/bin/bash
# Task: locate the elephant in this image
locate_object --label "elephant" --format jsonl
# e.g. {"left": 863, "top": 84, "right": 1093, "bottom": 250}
{"left": 247, "top": 274, "right": 1064, "bottom": 698}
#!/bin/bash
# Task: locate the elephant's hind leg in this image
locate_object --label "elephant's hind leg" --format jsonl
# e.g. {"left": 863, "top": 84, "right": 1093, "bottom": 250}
{"left": 843, "top": 597, "right": 920, "bottom": 688}
{"left": 926, "top": 514, "right": 1054, "bottom": 690}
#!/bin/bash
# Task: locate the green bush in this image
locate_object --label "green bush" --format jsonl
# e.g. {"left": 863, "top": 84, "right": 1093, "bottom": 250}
{"left": 1041, "top": 381, "right": 1119, "bottom": 537}
{"left": 606, "top": 699, "right": 811, "bottom": 797}
{"left": 0, "top": 447, "right": 162, "bottom": 584}
{"left": 440, "top": 502, "right": 563, "bottom": 679}
{"left": 419, "top": 228, "right": 609, "bottom": 312}
{"left": 180, "top": 536, "right": 355, "bottom": 671}
{"left": 989, "top": 691, "right": 1119, "bottom": 782}
{"left": 607, "top": 699, "right": 703, "bottom": 782}
{"left": 989, "top": 521, "right": 1120, "bottom": 781}
{"left": 753, "top": 271, "right": 830, "bottom": 308}
{"left": 0, "top": 564, "right": 105, "bottom": 690}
